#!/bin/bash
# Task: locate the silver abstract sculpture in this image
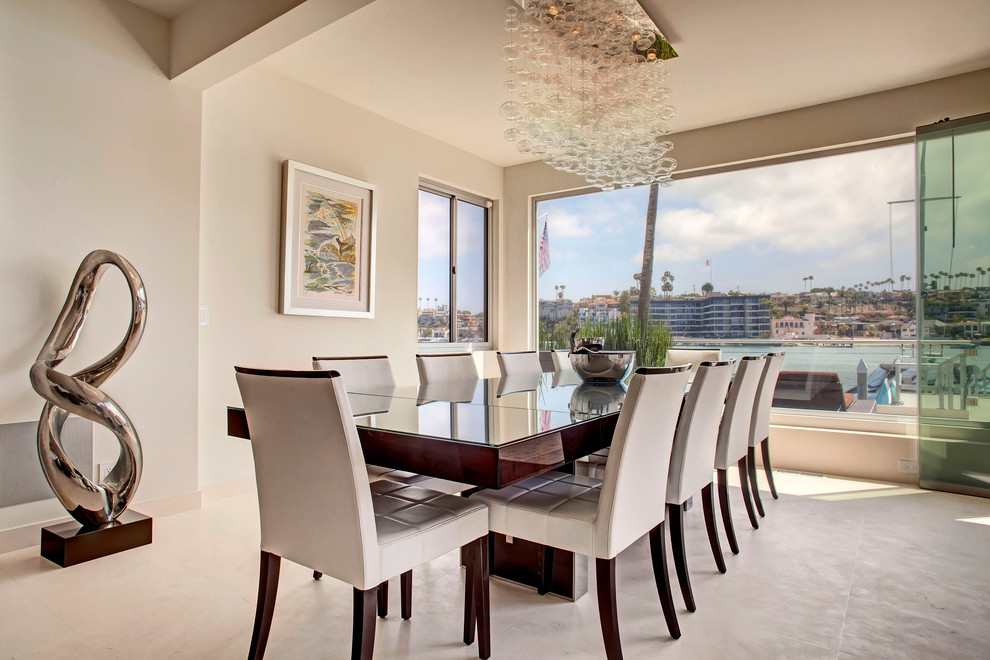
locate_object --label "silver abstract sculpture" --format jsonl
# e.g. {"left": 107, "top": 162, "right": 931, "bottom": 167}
{"left": 30, "top": 250, "right": 148, "bottom": 527}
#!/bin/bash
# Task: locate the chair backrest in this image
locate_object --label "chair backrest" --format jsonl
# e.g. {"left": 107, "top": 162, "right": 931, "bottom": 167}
{"left": 666, "top": 360, "right": 736, "bottom": 505}
{"left": 595, "top": 365, "right": 691, "bottom": 559}
{"left": 550, "top": 350, "right": 574, "bottom": 371}
{"left": 749, "top": 352, "right": 785, "bottom": 447}
{"left": 714, "top": 356, "right": 766, "bottom": 470}
{"left": 496, "top": 350, "right": 543, "bottom": 377}
{"left": 665, "top": 348, "right": 722, "bottom": 381}
{"left": 416, "top": 353, "right": 478, "bottom": 384}
{"left": 312, "top": 355, "right": 396, "bottom": 392}
{"left": 234, "top": 367, "right": 379, "bottom": 588}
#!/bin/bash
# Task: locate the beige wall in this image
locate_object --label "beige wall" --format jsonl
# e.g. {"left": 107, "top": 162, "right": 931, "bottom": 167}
{"left": 0, "top": 0, "right": 202, "bottom": 532}
{"left": 500, "top": 68, "right": 990, "bottom": 349}
{"left": 198, "top": 66, "right": 503, "bottom": 485}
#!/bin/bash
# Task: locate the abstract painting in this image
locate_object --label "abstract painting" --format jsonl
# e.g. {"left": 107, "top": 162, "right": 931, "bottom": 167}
{"left": 280, "top": 161, "right": 376, "bottom": 317}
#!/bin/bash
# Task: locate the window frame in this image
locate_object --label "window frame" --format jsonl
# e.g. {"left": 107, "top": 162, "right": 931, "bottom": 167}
{"left": 531, "top": 136, "right": 919, "bottom": 425}
{"left": 418, "top": 179, "right": 493, "bottom": 350}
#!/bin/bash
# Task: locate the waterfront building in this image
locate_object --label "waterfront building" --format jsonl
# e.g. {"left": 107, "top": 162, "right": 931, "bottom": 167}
{"left": 634, "top": 294, "right": 771, "bottom": 338}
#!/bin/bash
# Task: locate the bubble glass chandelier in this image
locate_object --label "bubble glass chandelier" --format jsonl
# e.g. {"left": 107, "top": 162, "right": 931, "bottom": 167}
{"left": 500, "top": 0, "right": 678, "bottom": 191}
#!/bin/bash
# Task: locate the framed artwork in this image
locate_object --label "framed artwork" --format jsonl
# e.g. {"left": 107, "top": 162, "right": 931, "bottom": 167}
{"left": 280, "top": 160, "right": 376, "bottom": 318}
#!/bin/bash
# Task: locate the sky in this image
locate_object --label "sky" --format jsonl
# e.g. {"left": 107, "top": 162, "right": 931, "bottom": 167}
{"left": 537, "top": 143, "right": 920, "bottom": 301}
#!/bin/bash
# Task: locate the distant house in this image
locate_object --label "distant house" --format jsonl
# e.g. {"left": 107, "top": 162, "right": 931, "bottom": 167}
{"left": 773, "top": 314, "right": 818, "bottom": 339}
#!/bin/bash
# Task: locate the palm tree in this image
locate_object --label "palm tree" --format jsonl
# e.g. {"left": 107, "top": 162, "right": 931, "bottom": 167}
{"left": 808, "top": 274, "right": 814, "bottom": 291}
{"left": 802, "top": 276, "right": 808, "bottom": 293}
{"left": 636, "top": 183, "right": 659, "bottom": 330}
{"left": 702, "top": 281, "right": 714, "bottom": 296}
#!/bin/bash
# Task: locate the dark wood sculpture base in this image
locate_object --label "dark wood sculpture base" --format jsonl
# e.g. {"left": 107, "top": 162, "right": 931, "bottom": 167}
{"left": 41, "top": 510, "right": 152, "bottom": 567}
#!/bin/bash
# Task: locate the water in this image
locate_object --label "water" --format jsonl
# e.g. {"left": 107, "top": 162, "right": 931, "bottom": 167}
{"left": 684, "top": 343, "right": 917, "bottom": 391}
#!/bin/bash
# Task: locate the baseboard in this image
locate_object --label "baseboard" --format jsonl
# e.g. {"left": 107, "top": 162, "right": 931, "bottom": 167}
{"left": 200, "top": 476, "right": 255, "bottom": 503}
{"left": 0, "top": 489, "right": 203, "bottom": 556}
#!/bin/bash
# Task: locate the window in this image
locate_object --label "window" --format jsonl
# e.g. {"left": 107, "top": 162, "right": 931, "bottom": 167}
{"left": 418, "top": 182, "right": 490, "bottom": 344}
{"left": 535, "top": 142, "right": 919, "bottom": 417}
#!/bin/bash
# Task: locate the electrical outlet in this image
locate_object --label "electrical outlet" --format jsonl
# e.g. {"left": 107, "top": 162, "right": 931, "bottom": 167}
{"left": 98, "top": 462, "right": 114, "bottom": 481}
{"left": 899, "top": 459, "right": 919, "bottom": 474}
{"left": 966, "top": 398, "right": 978, "bottom": 407}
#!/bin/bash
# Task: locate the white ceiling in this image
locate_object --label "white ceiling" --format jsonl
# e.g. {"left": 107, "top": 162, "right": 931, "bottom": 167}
{"left": 144, "top": 0, "right": 990, "bottom": 167}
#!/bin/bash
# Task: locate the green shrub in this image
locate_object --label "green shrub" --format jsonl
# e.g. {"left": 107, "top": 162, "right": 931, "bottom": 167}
{"left": 540, "top": 313, "right": 672, "bottom": 368}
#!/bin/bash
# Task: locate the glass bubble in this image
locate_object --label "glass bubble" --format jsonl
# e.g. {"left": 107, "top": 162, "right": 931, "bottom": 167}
{"left": 505, "top": 5, "right": 519, "bottom": 17}
{"left": 503, "top": 127, "right": 522, "bottom": 142}
{"left": 505, "top": 17, "right": 520, "bottom": 32}
{"left": 499, "top": 101, "right": 522, "bottom": 121}
{"left": 500, "top": 43, "right": 521, "bottom": 62}
{"left": 516, "top": 139, "right": 533, "bottom": 154}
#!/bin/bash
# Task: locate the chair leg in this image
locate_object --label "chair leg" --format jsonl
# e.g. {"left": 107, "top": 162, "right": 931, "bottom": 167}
{"left": 463, "top": 540, "right": 476, "bottom": 646}
{"left": 666, "top": 503, "right": 695, "bottom": 612}
{"left": 738, "top": 457, "right": 759, "bottom": 530}
{"left": 648, "top": 523, "right": 681, "bottom": 640}
{"left": 400, "top": 570, "right": 412, "bottom": 620}
{"left": 538, "top": 545, "right": 555, "bottom": 595}
{"left": 470, "top": 536, "right": 491, "bottom": 660}
{"left": 312, "top": 571, "right": 322, "bottom": 580}
{"left": 352, "top": 587, "right": 377, "bottom": 660}
{"left": 248, "top": 551, "right": 280, "bottom": 660}
{"left": 596, "top": 557, "right": 623, "bottom": 660}
{"left": 701, "top": 483, "right": 726, "bottom": 574}
{"left": 377, "top": 581, "right": 388, "bottom": 618}
{"left": 717, "top": 469, "right": 739, "bottom": 555}
{"left": 747, "top": 446, "right": 765, "bottom": 517}
{"left": 761, "top": 437, "right": 779, "bottom": 499}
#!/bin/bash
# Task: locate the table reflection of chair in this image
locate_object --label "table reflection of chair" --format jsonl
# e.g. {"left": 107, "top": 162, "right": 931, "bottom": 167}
{"left": 235, "top": 367, "right": 491, "bottom": 660}
{"left": 470, "top": 366, "right": 691, "bottom": 658}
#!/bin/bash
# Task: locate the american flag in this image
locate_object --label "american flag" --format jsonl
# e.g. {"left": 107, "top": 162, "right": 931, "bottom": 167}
{"left": 539, "top": 409, "right": 552, "bottom": 432}
{"left": 538, "top": 221, "right": 550, "bottom": 277}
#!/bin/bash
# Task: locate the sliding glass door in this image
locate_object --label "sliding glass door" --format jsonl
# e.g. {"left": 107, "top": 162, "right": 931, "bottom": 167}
{"left": 916, "top": 113, "right": 990, "bottom": 496}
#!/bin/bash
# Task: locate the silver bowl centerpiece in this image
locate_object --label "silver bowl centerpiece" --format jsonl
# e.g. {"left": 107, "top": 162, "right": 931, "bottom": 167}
{"left": 569, "top": 350, "right": 636, "bottom": 383}
{"left": 568, "top": 328, "right": 636, "bottom": 383}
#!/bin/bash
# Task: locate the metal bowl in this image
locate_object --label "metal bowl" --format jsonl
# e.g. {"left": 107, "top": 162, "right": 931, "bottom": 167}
{"left": 569, "top": 350, "right": 636, "bottom": 384}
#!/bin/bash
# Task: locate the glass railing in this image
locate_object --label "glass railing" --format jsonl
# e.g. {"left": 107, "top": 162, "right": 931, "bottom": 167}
{"left": 670, "top": 338, "right": 926, "bottom": 417}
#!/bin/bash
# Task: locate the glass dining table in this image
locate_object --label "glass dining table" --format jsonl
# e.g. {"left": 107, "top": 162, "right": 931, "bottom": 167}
{"left": 227, "top": 370, "right": 631, "bottom": 599}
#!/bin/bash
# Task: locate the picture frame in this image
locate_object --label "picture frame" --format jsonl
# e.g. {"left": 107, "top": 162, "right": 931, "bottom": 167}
{"left": 280, "top": 160, "right": 376, "bottom": 318}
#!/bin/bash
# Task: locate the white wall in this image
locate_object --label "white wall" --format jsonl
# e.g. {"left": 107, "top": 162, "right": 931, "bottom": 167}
{"left": 0, "top": 0, "right": 202, "bottom": 534}
{"left": 198, "top": 66, "right": 503, "bottom": 486}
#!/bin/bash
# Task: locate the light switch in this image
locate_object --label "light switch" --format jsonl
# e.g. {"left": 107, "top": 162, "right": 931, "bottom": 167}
{"left": 199, "top": 305, "right": 209, "bottom": 326}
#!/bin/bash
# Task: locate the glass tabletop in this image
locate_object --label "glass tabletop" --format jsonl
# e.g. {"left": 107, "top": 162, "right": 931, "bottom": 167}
{"left": 345, "top": 373, "right": 629, "bottom": 447}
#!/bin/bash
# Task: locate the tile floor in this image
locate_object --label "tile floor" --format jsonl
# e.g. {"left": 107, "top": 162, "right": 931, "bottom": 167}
{"left": 1, "top": 472, "right": 988, "bottom": 659}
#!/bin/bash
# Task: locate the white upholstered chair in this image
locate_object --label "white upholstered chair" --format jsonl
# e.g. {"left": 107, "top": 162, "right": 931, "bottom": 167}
{"left": 747, "top": 352, "right": 786, "bottom": 516}
{"left": 235, "top": 367, "right": 491, "bottom": 660}
{"left": 714, "top": 356, "right": 767, "bottom": 554}
{"left": 496, "top": 350, "right": 543, "bottom": 377}
{"left": 312, "top": 355, "right": 396, "bottom": 391}
{"left": 665, "top": 348, "right": 722, "bottom": 382}
{"left": 311, "top": 355, "right": 468, "bottom": 610}
{"left": 550, "top": 349, "right": 574, "bottom": 371}
{"left": 416, "top": 352, "right": 479, "bottom": 383}
{"left": 470, "top": 365, "right": 692, "bottom": 658}
{"left": 665, "top": 360, "right": 735, "bottom": 612}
